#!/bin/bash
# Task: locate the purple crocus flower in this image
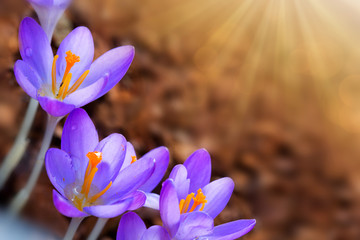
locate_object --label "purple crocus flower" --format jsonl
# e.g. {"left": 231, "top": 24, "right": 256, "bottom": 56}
{"left": 116, "top": 180, "right": 255, "bottom": 239}
{"left": 15, "top": 17, "right": 134, "bottom": 117}
{"left": 116, "top": 149, "right": 256, "bottom": 239}
{"left": 45, "top": 108, "right": 155, "bottom": 218}
{"left": 26, "top": 0, "right": 71, "bottom": 39}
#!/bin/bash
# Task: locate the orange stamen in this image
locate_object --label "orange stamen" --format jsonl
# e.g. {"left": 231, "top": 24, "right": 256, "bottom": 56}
{"left": 86, "top": 151, "right": 102, "bottom": 168}
{"left": 72, "top": 151, "right": 113, "bottom": 211}
{"left": 88, "top": 181, "right": 112, "bottom": 204}
{"left": 58, "top": 73, "right": 72, "bottom": 100}
{"left": 181, "top": 193, "right": 194, "bottom": 214}
{"left": 179, "top": 189, "right": 207, "bottom": 214}
{"left": 179, "top": 199, "right": 185, "bottom": 213}
{"left": 62, "top": 50, "right": 80, "bottom": 82}
{"left": 51, "top": 55, "right": 59, "bottom": 95}
{"left": 50, "top": 50, "right": 90, "bottom": 100}
{"left": 82, "top": 168, "right": 98, "bottom": 197}
{"left": 66, "top": 70, "right": 90, "bottom": 95}
{"left": 189, "top": 189, "right": 207, "bottom": 212}
{"left": 131, "top": 156, "right": 137, "bottom": 164}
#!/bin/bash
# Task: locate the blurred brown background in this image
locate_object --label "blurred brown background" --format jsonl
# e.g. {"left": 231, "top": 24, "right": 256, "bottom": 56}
{"left": 1, "top": 0, "right": 360, "bottom": 239}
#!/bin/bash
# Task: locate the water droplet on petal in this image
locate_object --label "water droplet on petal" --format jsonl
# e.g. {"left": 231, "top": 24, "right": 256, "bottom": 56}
{"left": 25, "top": 47, "right": 33, "bottom": 57}
{"left": 103, "top": 72, "right": 110, "bottom": 82}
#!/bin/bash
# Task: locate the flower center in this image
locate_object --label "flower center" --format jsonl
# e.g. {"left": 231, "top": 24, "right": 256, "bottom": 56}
{"left": 72, "top": 151, "right": 112, "bottom": 211}
{"left": 179, "top": 189, "right": 207, "bottom": 214}
{"left": 51, "top": 50, "right": 90, "bottom": 101}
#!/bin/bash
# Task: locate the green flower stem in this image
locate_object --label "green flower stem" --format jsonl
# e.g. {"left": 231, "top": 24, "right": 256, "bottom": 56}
{"left": 0, "top": 99, "right": 39, "bottom": 189}
{"left": 87, "top": 218, "right": 109, "bottom": 240}
{"left": 63, "top": 217, "right": 85, "bottom": 240}
{"left": 9, "top": 114, "right": 61, "bottom": 214}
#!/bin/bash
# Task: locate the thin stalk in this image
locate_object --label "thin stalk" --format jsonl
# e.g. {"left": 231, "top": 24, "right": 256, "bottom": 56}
{"left": 9, "top": 114, "right": 61, "bottom": 214}
{"left": 0, "top": 99, "right": 39, "bottom": 189}
{"left": 87, "top": 218, "right": 109, "bottom": 240}
{"left": 63, "top": 217, "right": 85, "bottom": 240}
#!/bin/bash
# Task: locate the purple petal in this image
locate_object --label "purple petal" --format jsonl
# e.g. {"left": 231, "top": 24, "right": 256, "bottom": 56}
{"left": 169, "top": 164, "right": 190, "bottom": 200}
{"left": 52, "top": 190, "right": 88, "bottom": 218}
{"left": 63, "top": 76, "right": 106, "bottom": 107}
{"left": 202, "top": 219, "right": 256, "bottom": 240}
{"left": 139, "top": 147, "right": 169, "bottom": 192}
{"left": 143, "top": 193, "right": 160, "bottom": 210}
{"left": 174, "top": 212, "right": 214, "bottom": 240}
{"left": 101, "top": 156, "right": 155, "bottom": 203}
{"left": 61, "top": 108, "right": 99, "bottom": 180}
{"left": 92, "top": 133, "right": 127, "bottom": 189}
{"left": 117, "top": 212, "right": 146, "bottom": 240}
{"left": 19, "top": 17, "right": 53, "bottom": 83}
{"left": 160, "top": 179, "right": 180, "bottom": 237}
{"left": 124, "top": 190, "right": 147, "bottom": 211}
{"left": 121, "top": 142, "right": 136, "bottom": 171}
{"left": 27, "top": 0, "right": 70, "bottom": 7}
{"left": 56, "top": 27, "right": 94, "bottom": 84}
{"left": 202, "top": 177, "right": 234, "bottom": 219}
{"left": 183, "top": 149, "right": 211, "bottom": 192}
{"left": 45, "top": 148, "right": 75, "bottom": 196}
{"left": 141, "top": 226, "right": 171, "bottom": 240}
{"left": 37, "top": 95, "right": 75, "bottom": 117}
{"left": 30, "top": 2, "right": 69, "bottom": 40}
{"left": 83, "top": 46, "right": 135, "bottom": 97}
{"left": 14, "top": 60, "right": 40, "bottom": 99}
{"left": 84, "top": 198, "right": 132, "bottom": 218}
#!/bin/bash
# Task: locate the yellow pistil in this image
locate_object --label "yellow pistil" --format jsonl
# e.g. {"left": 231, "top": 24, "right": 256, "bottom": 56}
{"left": 51, "top": 55, "right": 58, "bottom": 95}
{"left": 131, "top": 156, "right": 137, "bottom": 164}
{"left": 71, "top": 151, "right": 113, "bottom": 211}
{"left": 50, "top": 50, "right": 90, "bottom": 101}
{"left": 179, "top": 189, "right": 207, "bottom": 214}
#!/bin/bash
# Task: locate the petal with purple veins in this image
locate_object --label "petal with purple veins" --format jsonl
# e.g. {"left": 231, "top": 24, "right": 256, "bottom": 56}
{"left": 160, "top": 179, "right": 180, "bottom": 237}
{"left": 141, "top": 226, "right": 171, "bottom": 240}
{"left": 121, "top": 142, "right": 136, "bottom": 171}
{"left": 183, "top": 149, "right": 211, "bottom": 192}
{"left": 101, "top": 157, "right": 155, "bottom": 203}
{"left": 18, "top": 17, "right": 53, "bottom": 84}
{"left": 117, "top": 212, "right": 146, "bottom": 240}
{"left": 82, "top": 46, "right": 135, "bottom": 97}
{"left": 45, "top": 148, "right": 75, "bottom": 196}
{"left": 92, "top": 133, "right": 127, "bottom": 189}
{"left": 56, "top": 26, "right": 94, "bottom": 83}
{"left": 202, "top": 177, "right": 234, "bottom": 219}
{"left": 169, "top": 164, "right": 190, "bottom": 200}
{"left": 200, "top": 219, "right": 256, "bottom": 240}
{"left": 52, "top": 190, "right": 88, "bottom": 218}
{"left": 14, "top": 60, "right": 41, "bottom": 99}
{"left": 174, "top": 212, "right": 214, "bottom": 240}
{"left": 37, "top": 95, "right": 76, "bottom": 117}
{"left": 83, "top": 198, "right": 132, "bottom": 218}
{"left": 61, "top": 108, "right": 99, "bottom": 180}
{"left": 124, "top": 190, "right": 147, "bottom": 211}
{"left": 63, "top": 76, "right": 106, "bottom": 108}
{"left": 139, "top": 146, "right": 169, "bottom": 192}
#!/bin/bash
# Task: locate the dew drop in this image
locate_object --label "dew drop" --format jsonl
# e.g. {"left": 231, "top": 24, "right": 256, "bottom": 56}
{"left": 25, "top": 47, "right": 33, "bottom": 57}
{"left": 103, "top": 72, "right": 110, "bottom": 81}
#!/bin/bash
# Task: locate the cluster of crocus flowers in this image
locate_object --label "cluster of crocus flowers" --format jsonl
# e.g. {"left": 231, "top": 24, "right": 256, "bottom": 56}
{"left": 15, "top": 17, "right": 134, "bottom": 117}
{"left": 116, "top": 149, "right": 256, "bottom": 239}
{"left": 4, "top": 0, "right": 256, "bottom": 239}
